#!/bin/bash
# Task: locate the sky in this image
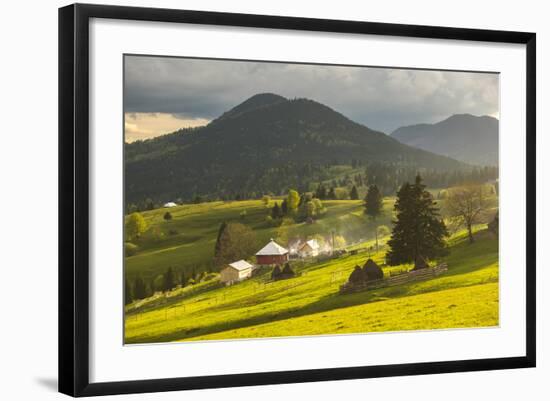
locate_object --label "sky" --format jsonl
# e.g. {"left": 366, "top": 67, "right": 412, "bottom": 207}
{"left": 124, "top": 55, "right": 499, "bottom": 142}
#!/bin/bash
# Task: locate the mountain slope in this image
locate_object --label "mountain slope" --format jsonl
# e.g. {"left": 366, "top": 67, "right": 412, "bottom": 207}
{"left": 391, "top": 114, "right": 498, "bottom": 166}
{"left": 125, "top": 94, "right": 467, "bottom": 203}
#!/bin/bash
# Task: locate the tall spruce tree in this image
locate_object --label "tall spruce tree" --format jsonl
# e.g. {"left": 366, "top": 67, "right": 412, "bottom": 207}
{"left": 271, "top": 202, "right": 281, "bottom": 219}
{"left": 162, "top": 266, "right": 176, "bottom": 292}
{"left": 315, "top": 183, "right": 327, "bottom": 200}
{"left": 365, "top": 184, "right": 383, "bottom": 250}
{"left": 281, "top": 199, "right": 288, "bottom": 215}
{"left": 350, "top": 185, "right": 359, "bottom": 200}
{"left": 133, "top": 275, "right": 147, "bottom": 300}
{"left": 386, "top": 175, "right": 448, "bottom": 269}
{"left": 214, "top": 221, "right": 228, "bottom": 263}
{"left": 124, "top": 278, "right": 133, "bottom": 305}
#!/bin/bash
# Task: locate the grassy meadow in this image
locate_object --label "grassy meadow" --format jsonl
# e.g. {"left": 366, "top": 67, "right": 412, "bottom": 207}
{"left": 124, "top": 196, "right": 498, "bottom": 344}
{"left": 125, "top": 198, "right": 395, "bottom": 283}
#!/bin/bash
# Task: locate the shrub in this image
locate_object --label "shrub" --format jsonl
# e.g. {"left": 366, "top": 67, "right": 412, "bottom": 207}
{"left": 163, "top": 211, "right": 172, "bottom": 221}
{"left": 281, "top": 262, "right": 295, "bottom": 278}
{"left": 271, "top": 265, "right": 282, "bottom": 280}
{"left": 124, "top": 242, "right": 138, "bottom": 257}
{"left": 150, "top": 227, "right": 165, "bottom": 242}
{"left": 333, "top": 235, "right": 346, "bottom": 249}
{"left": 204, "top": 272, "right": 217, "bottom": 281}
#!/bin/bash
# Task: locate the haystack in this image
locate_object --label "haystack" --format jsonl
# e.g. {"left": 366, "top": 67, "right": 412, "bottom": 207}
{"left": 362, "top": 258, "right": 384, "bottom": 281}
{"left": 348, "top": 265, "right": 367, "bottom": 284}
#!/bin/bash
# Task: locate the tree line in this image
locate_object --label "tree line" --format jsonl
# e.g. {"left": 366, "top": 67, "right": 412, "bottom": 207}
{"left": 125, "top": 160, "right": 497, "bottom": 213}
{"left": 125, "top": 265, "right": 215, "bottom": 305}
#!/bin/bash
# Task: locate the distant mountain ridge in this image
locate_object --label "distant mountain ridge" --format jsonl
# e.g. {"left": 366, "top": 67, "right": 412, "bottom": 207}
{"left": 391, "top": 114, "right": 499, "bottom": 166}
{"left": 125, "top": 93, "right": 467, "bottom": 204}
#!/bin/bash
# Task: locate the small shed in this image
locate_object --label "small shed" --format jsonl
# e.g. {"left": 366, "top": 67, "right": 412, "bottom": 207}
{"left": 256, "top": 239, "right": 289, "bottom": 265}
{"left": 163, "top": 202, "right": 177, "bottom": 208}
{"left": 220, "top": 260, "right": 254, "bottom": 285}
{"left": 298, "top": 239, "right": 320, "bottom": 258}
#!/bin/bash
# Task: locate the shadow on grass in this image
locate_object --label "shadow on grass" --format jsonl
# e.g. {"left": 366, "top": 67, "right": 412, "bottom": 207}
{"left": 128, "top": 231, "right": 498, "bottom": 344}
{"left": 127, "top": 281, "right": 223, "bottom": 315}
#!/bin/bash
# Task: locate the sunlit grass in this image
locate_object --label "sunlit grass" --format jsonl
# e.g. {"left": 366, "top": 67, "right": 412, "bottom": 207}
{"left": 124, "top": 227, "right": 498, "bottom": 344}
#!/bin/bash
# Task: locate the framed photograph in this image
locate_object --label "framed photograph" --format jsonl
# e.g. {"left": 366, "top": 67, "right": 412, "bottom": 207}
{"left": 58, "top": 3, "right": 536, "bottom": 397}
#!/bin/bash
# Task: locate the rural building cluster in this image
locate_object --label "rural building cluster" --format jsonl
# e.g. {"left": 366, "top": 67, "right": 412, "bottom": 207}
{"left": 219, "top": 238, "right": 322, "bottom": 285}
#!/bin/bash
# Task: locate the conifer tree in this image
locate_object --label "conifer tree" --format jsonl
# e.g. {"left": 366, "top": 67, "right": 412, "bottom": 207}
{"left": 386, "top": 175, "right": 448, "bottom": 269}
{"left": 124, "top": 278, "right": 133, "bottom": 305}
{"left": 133, "top": 275, "right": 147, "bottom": 300}
{"left": 214, "top": 221, "right": 227, "bottom": 261}
{"left": 281, "top": 199, "right": 288, "bottom": 215}
{"left": 271, "top": 202, "right": 281, "bottom": 219}
{"left": 328, "top": 187, "right": 336, "bottom": 200}
{"left": 180, "top": 271, "right": 186, "bottom": 288}
{"left": 365, "top": 184, "right": 383, "bottom": 249}
{"left": 350, "top": 185, "right": 359, "bottom": 200}
{"left": 315, "top": 183, "right": 327, "bottom": 200}
{"left": 271, "top": 265, "right": 282, "bottom": 280}
{"left": 163, "top": 266, "right": 176, "bottom": 292}
{"left": 282, "top": 262, "right": 295, "bottom": 278}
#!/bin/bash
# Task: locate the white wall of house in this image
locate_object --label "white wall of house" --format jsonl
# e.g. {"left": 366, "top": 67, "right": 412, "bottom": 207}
{"left": 220, "top": 266, "right": 252, "bottom": 285}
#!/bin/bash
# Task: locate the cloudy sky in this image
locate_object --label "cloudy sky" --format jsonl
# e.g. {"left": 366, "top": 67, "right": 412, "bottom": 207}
{"left": 124, "top": 55, "right": 499, "bottom": 142}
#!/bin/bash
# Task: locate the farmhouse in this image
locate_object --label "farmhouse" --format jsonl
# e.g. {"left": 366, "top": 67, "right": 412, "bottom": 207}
{"left": 256, "top": 239, "right": 289, "bottom": 265}
{"left": 220, "top": 260, "right": 254, "bottom": 285}
{"left": 298, "top": 239, "right": 320, "bottom": 258}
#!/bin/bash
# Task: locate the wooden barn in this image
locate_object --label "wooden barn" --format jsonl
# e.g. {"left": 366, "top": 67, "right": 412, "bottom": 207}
{"left": 298, "top": 239, "right": 320, "bottom": 258}
{"left": 255, "top": 239, "right": 289, "bottom": 265}
{"left": 220, "top": 260, "right": 254, "bottom": 285}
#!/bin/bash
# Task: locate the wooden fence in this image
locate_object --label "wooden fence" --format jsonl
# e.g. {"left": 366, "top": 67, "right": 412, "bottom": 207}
{"left": 339, "top": 263, "right": 448, "bottom": 294}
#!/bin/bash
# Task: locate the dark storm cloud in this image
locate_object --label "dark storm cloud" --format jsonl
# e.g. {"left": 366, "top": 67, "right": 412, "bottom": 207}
{"left": 124, "top": 55, "right": 499, "bottom": 134}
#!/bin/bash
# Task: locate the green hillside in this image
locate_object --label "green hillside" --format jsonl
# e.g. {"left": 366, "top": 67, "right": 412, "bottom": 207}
{"left": 124, "top": 227, "right": 498, "bottom": 344}
{"left": 125, "top": 94, "right": 468, "bottom": 204}
{"left": 125, "top": 198, "right": 395, "bottom": 283}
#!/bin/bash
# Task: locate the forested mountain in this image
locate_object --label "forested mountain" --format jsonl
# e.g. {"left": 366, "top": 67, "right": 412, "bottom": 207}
{"left": 391, "top": 114, "right": 499, "bottom": 166}
{"left": 125, "top": 93, "right": 468, "bottom": 204}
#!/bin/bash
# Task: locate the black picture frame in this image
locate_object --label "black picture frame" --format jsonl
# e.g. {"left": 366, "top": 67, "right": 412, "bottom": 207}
{"left": 58, "top": 3, "right": 536, "bottom": 397}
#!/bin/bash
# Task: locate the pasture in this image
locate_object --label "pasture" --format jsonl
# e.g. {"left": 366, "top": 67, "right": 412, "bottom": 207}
{"left": 124, "top": 226, "right": 498, "bottom": 344}
{"left": 125, "top": 198, "right": 395, "bottom": 282}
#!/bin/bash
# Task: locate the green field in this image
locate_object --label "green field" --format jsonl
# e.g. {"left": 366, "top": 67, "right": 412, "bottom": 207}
{"left": 125, "top": 198, "right": 395, "bottom": 282}
{"left": 124, "top": 204, "right": 499, "bottom": 344}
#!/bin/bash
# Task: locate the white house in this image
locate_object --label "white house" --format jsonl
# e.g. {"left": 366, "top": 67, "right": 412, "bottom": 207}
{"left": 220, "top": 260, "right": 254, "bottom": 285}
{"left": 163, "top": 202, "right": 177, "bottom": 208}
{"left": 298, "top": 239, "right": 320, "bottom": 258}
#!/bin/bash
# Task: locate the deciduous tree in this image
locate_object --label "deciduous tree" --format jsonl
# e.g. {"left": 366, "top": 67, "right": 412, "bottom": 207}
{"left": 213, "top": 222, "right": 258, "bottom": 267}
{"left": 444, "top": 184, "right": 490, "bottom": 243}
{"left": 126, "top": 212, "right": 147, "bottom": 240}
